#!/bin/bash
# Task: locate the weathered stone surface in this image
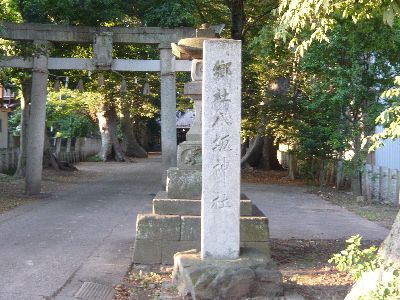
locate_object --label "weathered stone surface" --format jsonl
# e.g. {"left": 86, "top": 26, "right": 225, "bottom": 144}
{"left": 162, "top": 240, "right": 200, "bottom": 265}
{"left": 184, "top": 79, "right": 202, "bottom": 94}
{"left": 202, "top": 39, "right": 242, "bottom": 259}
{"left": 179, "top": 216, "right": 269, "bottom": 243}
{"left": 241, "top": 241, "right": 270, "bottom": 257}
{"left": 1, "top": 21, "right": 196, "bottom": 44}
{"left": 184, "top": 69, "right": 202, "bottom": 142}
{"left": 136, "top": 214, "right": 180, "bottom": 240}
{"left": 167, "top": 168, "right": 201, "bottom": 199}
{"left": 153, "top": 191, "right": 253, "bottom": 216}
{"left": 173, "top": 248, "right": 283, "bottom": 299}
{"left": 93, "top": 32, "right": 113, "bottom": 68}
{"left": 25, "top": 41, "right": 49, "bottom": 195}
{"left": 240, "top": 199, "right": 253, "bottom": 216}
{"left": 241, "top": 216, "right": 269, "bottom": 242}
{"left": 132, "top": 239, "right": 162, "bottom": 264}
{"left": 133, "top": 214, "right": 271, "bottom": 265}
{"left": 253, "top": 266, "right": 284, "bottom": 297}
{"left": 181, "top": 216, "right": 201, "bottom": 241}
{"left": 153, "top": 197, "right": 201, "bottom": 216}
{"left": 190, "top": 59, "right": 203, "bottom": 81}
{"left": 177, "top": 141, "right": 202, "bottom": 169}
{"left": 160, "top": 45, "right": 177, "bottom": 187}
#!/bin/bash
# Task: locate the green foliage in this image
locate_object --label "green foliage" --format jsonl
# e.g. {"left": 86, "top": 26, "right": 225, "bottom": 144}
{"left": 136, "top": 0, "right": 197, "bottom": 27}
{"left": 13, "top": 0, "right": 132, "bottom": 25}
{"left": 362, "top": 272, "right": 400, "bottom": 300}
{"left": 268, "top": 0, "right": 400, "bottom": 188}
{"left": 329, "top": 235, "right": 381, "bottom": 280}
{"left": 0, "top": 0, "right": 22, "bottom": 22}
{"left": 85, "top": 154, "right": 102, "bottom": 162}
{"left": 275, "top": 0, "right": 397, "bottom": 56}
{"left": 47, "top": 88, "right": 98, "bottom": 138}
{"left": 250, "top": 14, "right": 400, "bottom": 184}
{"left": 368, "top": 75, "right": 400, "bottom": 151}
{"left": 330, "top": 235, "right": 400, "bottom": 299}
{"left": 8, "top": 107, "right": 21, "bottom": 135}
{"left": 301, "top": 18, "right": 399, "bottom": 129}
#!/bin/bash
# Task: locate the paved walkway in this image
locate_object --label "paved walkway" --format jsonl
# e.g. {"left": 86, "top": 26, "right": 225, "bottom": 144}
{"left": 0, "top": 158, "right": 390, "bottom": 300}
{"left": 243, "top": 184, "right": 389, "bottom": 240}
{"left": 0, "top": 159, "right": 160, "bottom": 300}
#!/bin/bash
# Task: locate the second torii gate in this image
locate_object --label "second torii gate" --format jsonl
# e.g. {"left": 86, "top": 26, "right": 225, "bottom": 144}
{"left": 0, "top": 22, "right": 196, "bottom": 194}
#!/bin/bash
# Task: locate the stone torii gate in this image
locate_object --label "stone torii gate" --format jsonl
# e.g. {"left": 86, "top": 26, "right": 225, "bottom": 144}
{"left": 0, "top": 22, "right": 196, "bottom": 194}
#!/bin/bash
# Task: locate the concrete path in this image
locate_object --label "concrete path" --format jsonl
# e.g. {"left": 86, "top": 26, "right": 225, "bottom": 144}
{"left": 243, "top": 183, "right": 390, "bottom": 240}
{"left": 0, "top": 159, "right": 161, "bottom": 300}
{"left": 0, "top": 158, "right": 390, "bottom": 300}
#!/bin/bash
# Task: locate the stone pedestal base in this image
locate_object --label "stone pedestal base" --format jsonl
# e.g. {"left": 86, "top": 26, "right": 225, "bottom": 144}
{"left": 166, "top": 140, "right": 202, "bottom": 199}
{"left": 166, "top": 168, "right": 201, "bottom": 199}
{"left": 132, "top": 192, "right": 272, "bottom": 264}
{"left": 172, "top": 248, "right": 283, "bottom": 299}
{"left": 153, "top": 191, "right": 253, "bottom": 216}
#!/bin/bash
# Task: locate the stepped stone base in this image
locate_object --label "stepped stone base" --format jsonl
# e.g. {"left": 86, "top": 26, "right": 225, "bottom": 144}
{"left": 153, "top": 191, "right": 253, "bottom": 216}
{"left": 172, "top": 248, "right": 283, "bottom": 299}
{"left": 133, "top": 192, "right": 272, "bottom": 265}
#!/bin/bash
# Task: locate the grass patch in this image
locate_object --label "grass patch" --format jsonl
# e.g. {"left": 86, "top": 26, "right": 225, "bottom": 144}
{"left": 85, "top": 154, "right": 102, "bottom": 162}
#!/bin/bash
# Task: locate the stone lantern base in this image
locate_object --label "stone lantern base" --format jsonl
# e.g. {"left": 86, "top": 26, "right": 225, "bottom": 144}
{"left": 172, "top": 248, "right": 283, "bottom": 299}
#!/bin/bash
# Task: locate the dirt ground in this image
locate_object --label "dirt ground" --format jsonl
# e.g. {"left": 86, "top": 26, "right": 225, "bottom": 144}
{"left": 112, "top": 238, "right": 382, "bottom": 300}
{"left": 312, "top": 188, "right": 398, "bottom": 230}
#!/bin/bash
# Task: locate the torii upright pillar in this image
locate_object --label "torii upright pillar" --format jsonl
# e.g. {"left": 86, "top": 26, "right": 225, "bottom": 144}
{"left": 25, "top": 40, "right": 49, "bottom": 195}
{"left": 159, "top": 43, "right": 177, "bottom": 185}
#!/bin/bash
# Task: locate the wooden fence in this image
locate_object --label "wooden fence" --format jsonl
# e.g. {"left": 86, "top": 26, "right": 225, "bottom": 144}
{"left": 55, "top": 151, "right": 87, "bottom": 164}
{"left": 362, "top": 164, "right": 400, "bottom": 206}
{"left": 0, "top": 147, "right": 19, "bottom": 173}
{"left": 0, "top": 148, "right": 89, "bottom": 174}
{"left": 0, "top": 137, "right": 100, "bottom": 174}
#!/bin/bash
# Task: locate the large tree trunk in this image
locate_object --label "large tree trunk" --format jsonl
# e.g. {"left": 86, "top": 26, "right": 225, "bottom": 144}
{"left": 97, "top": 107, "right": 125, "bottom": 161}
{"left": 16, "top": 79, "right": 31, "bottom": 177}
{"left": 345, "top": 212, "right": 400, "bottom": 299}
{"left": 241, "top": 134, "right": 263, "bottom": 167}
{"left": 241, "top": 134, "right": 282, "bottom": 170}
{"left": 227, "top": 0, "right": 245, "bottom": 41}
{"left": 42, "top": 134, "right": 77, "bottom": 171}
{"left": 43, "top": 133, "right": 60, "bottom": 170}
{"left": 121, "top": 108, "right": 147, "bottom": 158}
{"left": 258, "top": 135, "right": 282, "bottom": 170}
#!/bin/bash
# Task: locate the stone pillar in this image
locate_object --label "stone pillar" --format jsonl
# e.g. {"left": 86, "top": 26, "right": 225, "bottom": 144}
{"left": 159, "top": 43, "right": 177, "bottom": 185}
{"left": 25, "top": 40, "right": 49, "bottom": 195}
{"left": 166, "top": 59, "right": 202, "bottom": 200}
{"left": 201, "top": 39, "right": 242, "bottom": 259}
{"left": 185, "top": 59, "right": 202, "bottom": 142}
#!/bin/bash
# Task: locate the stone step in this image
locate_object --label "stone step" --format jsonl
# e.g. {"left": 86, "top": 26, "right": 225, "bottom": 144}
{"left": 152, "top": 191, "right": 253, "bottom": 216}
{"left": 133, "top": 212, "right": 270, "bottom": 264}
